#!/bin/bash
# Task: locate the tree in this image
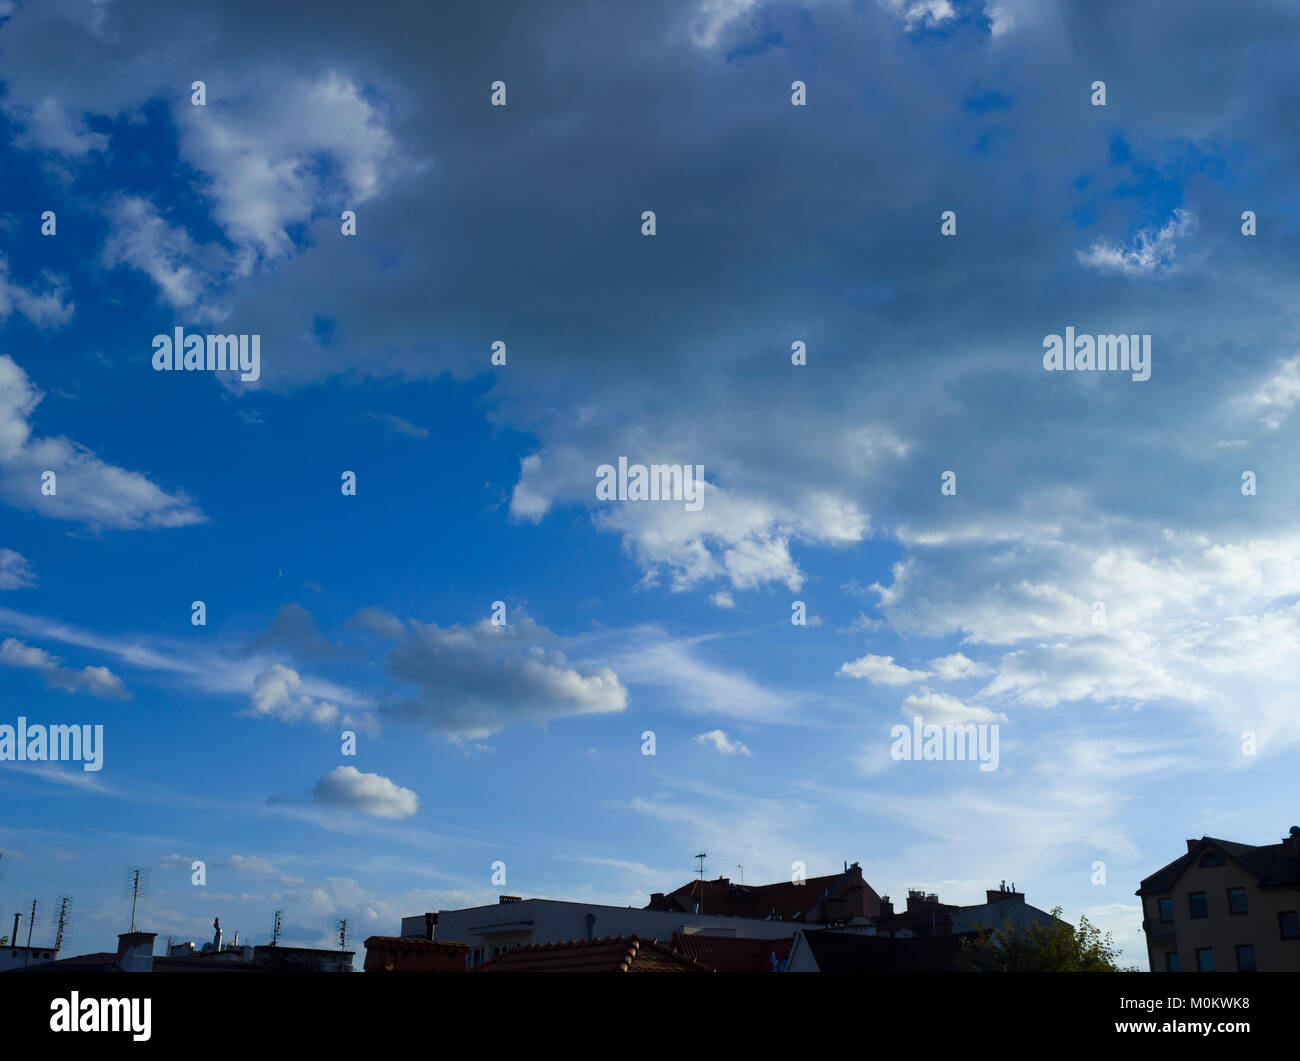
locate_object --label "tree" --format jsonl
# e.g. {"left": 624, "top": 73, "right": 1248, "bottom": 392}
{"left": 960, "top": 907, "right": 1134, "bottom": 971}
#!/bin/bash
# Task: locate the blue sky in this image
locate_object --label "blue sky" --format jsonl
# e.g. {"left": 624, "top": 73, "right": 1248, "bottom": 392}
{"left": 1, "top": 0, "right": 1299, "bottom": 969}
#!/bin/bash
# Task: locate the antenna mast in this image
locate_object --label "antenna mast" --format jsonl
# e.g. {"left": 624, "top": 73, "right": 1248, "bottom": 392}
{"left": 695, "top": 852, "right": 707, "bottom": 915}
{"left": 54, "top": 896, "right": 70, "bottom": 952}
{"left": 24, "top": 899, "right": 36, "bottom": 968}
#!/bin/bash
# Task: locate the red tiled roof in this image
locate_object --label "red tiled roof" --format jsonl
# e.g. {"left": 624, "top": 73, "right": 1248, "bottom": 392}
{"left": 363, "top": 936, "right": 469, "bottom": 973}
{"left": 469, "top": 935, "right": 713, "bottom": 973}
{"left": 670, "top": 933, "right": 794, "bottom": 972}
{"left": 649, "top": 864, "right": 882, "bottom": 923}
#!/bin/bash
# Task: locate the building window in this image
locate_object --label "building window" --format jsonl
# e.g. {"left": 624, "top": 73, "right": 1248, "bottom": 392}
{"left": 1235, "top": 945, "right": 1256, "bottom": 972}
{"left": 1157, "top": 898, "right": 1173, "bottom": 922}
{"left": 1227, "top": 887, "right": 1248, "bottom": 915}
{"left": 1199, "top": 850, "right": 1226, "bottom": 867}
{"left": 1188, "top": 892, "right": 1208, "bottom": 919}
{"left": 1279, "top": 911, "right": 1300, "bottom": 940}
{"left": 1164, "top": 952, "right": 1180, "bottom": 972}
{"left": 1195, "top": 948, "right": 1215, "bottom": 972}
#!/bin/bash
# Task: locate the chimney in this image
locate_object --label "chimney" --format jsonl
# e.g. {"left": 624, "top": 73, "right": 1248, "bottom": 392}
{"left": 906, "top": 889, "right": 932, "bottom": 914}
{"left": 878, "top": 896, "right": 894, "bottom": 918}
{"left": 650, "top": 892, "right": 665, "bottom": 907}
{"left": 116, "top": 931, "right": 156, "bottom": 973}
{"left": 1283, "top": 826, "right": 1300, "bottom": 861}
{"left": 986, "top": 880, "right": 1025, "bottom": 905}
{"left": 11, "top": 912, "right": 19, "bottom": 946}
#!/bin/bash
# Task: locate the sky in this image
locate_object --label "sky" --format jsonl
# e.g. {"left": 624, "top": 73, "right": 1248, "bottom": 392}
{"left": 0, "top": 0, "right": 1298, "bottom": 970}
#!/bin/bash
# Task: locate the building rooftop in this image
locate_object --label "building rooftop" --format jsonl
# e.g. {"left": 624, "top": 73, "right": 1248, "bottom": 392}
{"left": 469, "top": 934, "right": 713, "bottom": 973}
{"left": 670, "top": 932, "right": 793, "bottom": 972}
{"left": 646, "top": 862, "right": 881, "bottom": 923}
{"left": 1136, "top": 833, "right": 1300, "bottom": 895}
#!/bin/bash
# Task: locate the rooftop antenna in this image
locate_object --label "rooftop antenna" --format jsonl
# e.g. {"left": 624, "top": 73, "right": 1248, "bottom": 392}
{"left": 122, "top": 866, "right": 150, "bottom": 931}
{"left": 53, "top": 896, "right": 70, "bottom": 952}
{"left": 128, "top": 870, "right": 141, "bottom": 931}
{"left": 337, "top": 918, "right": 348, "bottom": 951}
{"left": 24, "top": 899, "right": 36, "bottom": 968}
{"left": 271, "top": 909, "right": 283, "bottom": 946}
{"left": 695, "top": 853, "right": 707, "bottom": 915}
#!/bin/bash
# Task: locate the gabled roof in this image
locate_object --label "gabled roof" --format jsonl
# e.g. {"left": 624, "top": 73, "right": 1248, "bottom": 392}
{"left": 469, "top": 935, "right": 713, "bottom": 973}
{"left": 670, "top": 932, "right": 794, "bottom": 972}
{"left": 1136, "top": 835, "right": 1300, "bottom": 895}
{"left": 648, "top": 863, "right": 881, "bottom": 922}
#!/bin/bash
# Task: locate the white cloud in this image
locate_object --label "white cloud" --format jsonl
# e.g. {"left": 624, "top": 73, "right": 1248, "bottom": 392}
{"left": 246, "top": 664, "right": 339, "bottom": 726}
{"left": 379, "top": 612, "right": 627, "bottom": 739}
{"left": 1237, "top": 354, "right": 1300, "bottom": 430}
{"left": 312, "top": 766, "right": 418, "bottom": 819}
{"left": 14, "top": 96, "right": 108, "bottom": 156}
{"left": 1076, "top": 209, "right": 1197, "bottom": 276}
{"left": 839, "top": 653, "right": 929, "bottom": 685}
{"left": 0, "top": 355, "right": 205, "bottom": 530}
{"left": 0, "top": 636, "right": 129, "bottom": 698}
{"left": 101, "top": 196, "right": 228, "bottom": 319}
{"left": 694, "top": 729, "right": 753, "bottom": 756}
{"left": 608, "top": 628, "right": 809, "bottom": 724}
{"left": 928, "top": 653, "right": 992, "bottom": 680}
{"left": 883, "top": 0, "right": 956, "bottom": 29}
{"left": 0, "top": 255, "right": 73, "bottom": 328}
{"left": 899, "top": 690, "right": 1005, "bottom": 725}
{"left": 176, "top": 71, "right": 402, "bottom": 273}
{"left": 0, "top": 549, "right": 35, "bottom": 589}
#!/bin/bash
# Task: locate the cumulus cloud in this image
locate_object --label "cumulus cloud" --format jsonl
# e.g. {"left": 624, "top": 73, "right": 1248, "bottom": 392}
{"left": 928, "top": 653, "right": 992, "bottom": 681}
{"left": 378, "top": 612, "right": 627, "bottom": 739}
{"left": 694, "top": 728, "right": 752, "bottom": 755}
{"left": 246, "top": 664, "right": 339, "bottom": 726}
{"left": 899, "top": 690, "right": 1006, "bottom": 725}
{"left": 0, "top": 637, "right": 129, "bottom": 698}
{"left": 175, "top": 71, "right": 404, "bottom": 273}
{"left": 0, "top": 355, "right": 205, "bottom": 530}
{"left": 312, "top": 766, "right": 418, "bottom": 819}
{"left": 838, "top": 653, "right": 930, "bottom": 685}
